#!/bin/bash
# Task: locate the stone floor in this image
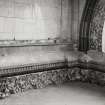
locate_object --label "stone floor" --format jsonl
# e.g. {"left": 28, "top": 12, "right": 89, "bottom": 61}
{"left": 0, "top": 82, "right": 105, "bottom": 105}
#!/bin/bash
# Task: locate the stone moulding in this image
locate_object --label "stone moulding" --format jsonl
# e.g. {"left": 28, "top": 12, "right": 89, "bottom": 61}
{"left": 0, "top": 59, "right": 105, "bottom": 78}
{"left": 0, "top": 40, "right": 72, "bottom": 47}
{"left": 0, "top": 60, "right": 68, "bottom": 78}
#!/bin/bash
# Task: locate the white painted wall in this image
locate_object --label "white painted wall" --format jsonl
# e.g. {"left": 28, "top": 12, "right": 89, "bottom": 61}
{"left": 0, "top": 0, "right": 71, "bottom": 40}
{"left": 70, "top": 0, "right": 86, "bottom": 42}
{"left": 0, "top": 0, "right": 86, "bottom": 42}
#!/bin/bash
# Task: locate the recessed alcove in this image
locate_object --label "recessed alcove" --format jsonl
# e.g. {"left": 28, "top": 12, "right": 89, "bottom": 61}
{"left": 0, "top": 0, "right": 105, "bottom": 105}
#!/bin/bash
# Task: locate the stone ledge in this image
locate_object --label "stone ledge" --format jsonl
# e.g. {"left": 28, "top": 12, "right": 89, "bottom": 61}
{"left": 0, "top": 52, "right": 105, "bottom": 99}
{"left": 0, "top": 55, "right": 105, "bottom": 77}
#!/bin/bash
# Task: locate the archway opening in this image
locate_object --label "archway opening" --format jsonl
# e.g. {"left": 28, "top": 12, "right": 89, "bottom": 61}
{"left": 102, "top": 21, "right": 105, "bottom": 53}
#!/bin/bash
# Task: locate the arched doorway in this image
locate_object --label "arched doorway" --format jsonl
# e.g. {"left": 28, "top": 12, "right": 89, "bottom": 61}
{"left": 79, "top": 0, "right": 99, "bottom": 52}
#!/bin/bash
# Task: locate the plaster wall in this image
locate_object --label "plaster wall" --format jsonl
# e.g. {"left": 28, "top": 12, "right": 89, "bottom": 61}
{"left": 0, "top": 0, "right": 86, "bottom": 42}
{"left": 0, "top": 0, "right": 71, "bottom": 40}
{"left": 71, "top": 0, "right": 86, "bottom": 43}
{"left": 0, "top": 0, "right": 86, "bottom": 64}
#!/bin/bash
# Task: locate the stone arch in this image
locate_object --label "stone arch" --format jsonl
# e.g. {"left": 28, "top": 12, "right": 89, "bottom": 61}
{"left": 79, "top": 0, "right": 100, "bottom": 52}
